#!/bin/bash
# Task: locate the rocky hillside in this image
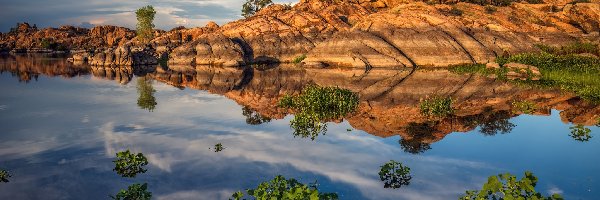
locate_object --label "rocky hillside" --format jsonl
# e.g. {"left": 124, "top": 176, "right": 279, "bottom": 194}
{"left": 1, "top": 0, "right": 599, "bottom": 67}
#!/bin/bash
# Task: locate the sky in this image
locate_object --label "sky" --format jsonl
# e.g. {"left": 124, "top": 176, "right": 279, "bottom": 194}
{"left": 0, "top": 0, "right": 295, "bottom": 33}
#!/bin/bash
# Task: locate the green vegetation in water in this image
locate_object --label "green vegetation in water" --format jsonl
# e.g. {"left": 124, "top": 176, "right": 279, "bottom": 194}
{"left": 137, "top": 77, "right": 157, "bottom": 112}
{"left": 511, "top": 100, "right": 536, "bottom": 114}
{"left": 0, "top": 169, "right": 10, "bottom": 183}
{"left": 497, "top": 50, "right": 600, "bottom": 102}
{"left": 448, "top": 64, "right": 508, "bottom": 81}
{"left": 241, "top": 0, "right": 273, "bottom": 18}
{"left": 231, "top": 175, "right": 338, "bottom": 200}
{"left": 242, "top": 106, "right": 271, "bottom": 125}
{"left": 292, "top": 54, "right": 307, "bottom": 64}
{"left": 113, "top": 150, "right": 149, "bottom": 178}
{"left": 111, "top": 183, "right": 152, "bottom": 200}
{"left": 569, "top": 125, "right": 592, "bottom": 142}
{"left": 379, "top": 160, "right": 412, "bottom": 189}
{"left": 461, "top": 171, "right": 563, "bottom": 200}
{"left": 419, "top": 96, "right": 454, "bottom": 119}
{"left": 135, "top": 5, "right": 156, "bottom": 44}
{"left": 279, "top": 85, "right": 359, "bottom": 140}
{"left": 214, "top": 143, "right": 225, "bottom": 152}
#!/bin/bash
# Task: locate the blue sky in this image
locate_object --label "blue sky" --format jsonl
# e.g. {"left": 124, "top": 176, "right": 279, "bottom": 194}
{"left": 0, "top": 0, "right": 295, "bottom": 32}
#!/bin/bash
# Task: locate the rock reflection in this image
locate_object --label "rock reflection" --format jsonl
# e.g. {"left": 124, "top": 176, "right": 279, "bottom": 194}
{"left": 3, "top": 55, "right": 600, "bottom": 147}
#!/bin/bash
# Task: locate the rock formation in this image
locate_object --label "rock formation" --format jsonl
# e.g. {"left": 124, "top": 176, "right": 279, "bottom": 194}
{"left": 1, "top": 0, "right": 599, "bottom": 67}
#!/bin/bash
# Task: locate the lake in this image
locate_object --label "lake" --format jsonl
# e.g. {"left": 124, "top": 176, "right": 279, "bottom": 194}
{"left": 0, "top": 54, "right": 598, "bottom": 199}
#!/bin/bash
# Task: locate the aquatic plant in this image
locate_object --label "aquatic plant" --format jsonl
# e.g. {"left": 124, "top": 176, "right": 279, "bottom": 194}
{"left": 231, "top": 175, "right": 338, "bottom": 200}
{"left": 279, "top": 85, "right": 359, "bottom": 140}
{"left": 461, "top": 171, "right": 563, "bottom": 200}
{"left": 569, "top": 125, "right": 592, "bottom": 142}
{"left": 242, "top": 106, "right": 271, "bottom": 125}
{"left": 135, "top": 5, "right": 156, "bottom": 44}
{"left": 292, "top": 54, "right": 307, "bottom": 64}
{"left": 111, "top": 183, "right": 152, "bottom": 200}
{"left": 214, "top": 143, "right": 225, "bottom": 152}
{"left": 0, "top": 169, "right": 10, "bottom": 183}
{"left": 113, "top": 150, "right": 149, "bottom": 178}
{"left": 378, "top": 160, "right": 412, "bottom": 189}
{"left": 136, "top": 77, "right": 157, "bottom": 112}
{"left": 419, "top": 96, "right": 454, "bottom": 119}
{"left": 511, "top": 100, "right": 536, "bottom": 114}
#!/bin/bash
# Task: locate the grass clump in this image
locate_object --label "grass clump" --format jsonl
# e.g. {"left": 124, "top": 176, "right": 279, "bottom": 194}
{"left": 497, "top": 52, "right": 600, "bottom": 102}
{"left": 292, "top": 54, "right": 307, "bottom": 64}
{"left": 511, "top": 100, "right": 536, "bottom": 114}
{"left": 420, "top": 96, "right": 454, "bottom": 119}
{"left": 279, "top": 85, "right": 359, "bottom": 140}
{"left": 535, "top": 42, "right": 599, "bottom": 56}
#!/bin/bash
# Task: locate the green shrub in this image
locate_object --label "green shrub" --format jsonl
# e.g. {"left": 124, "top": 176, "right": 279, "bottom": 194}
{"left": 279, "top": 85, "right": 359, "bottom": 140}
{"left": 231, "top": 175, "right": 338, "bottom": 200}
{"left": 111, "top": 183, "right": 152, "bottom": 200}
{"left": 292, "top": 54, "right": 307, "bottom": 64}
{"left": 511, "top": 100, "right": 536, "bottom": 114}
{"left": 420, "top": 96, "right": 454, "bottom": 119}
{"left": 379, "top": 160, "right": 411, "bottom": 189}
{"left": 485, "top": 5, "right": 497, "bottom": 14}
{"left": 461, "top": 172, "right": 563, "bottom": 200}
{"left": 536, "top": 42, "right": 599, "bottom": 56}
{"left": 0, "top": 169, "right": 10, "bottom": 183}
{"left": 569, "top": 125, "right": 592, "bottom": 142}
{"left": 113, "top": 150, "right": 149, "bottom": 178}
{"left": 449, "top": 7, "right": 464, "bottom": 16}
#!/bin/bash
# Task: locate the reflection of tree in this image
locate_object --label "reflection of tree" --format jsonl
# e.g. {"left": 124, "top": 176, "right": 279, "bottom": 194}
{"left": 242, "top": 106, "right": 271, "bottom": 125}
{"left": 399, "top": 122, "right": 436, "bottom": 154}
{"left": 378, "top": 160, "right": 411, "bottom": 189}
{"left": 569, "top": 125, "right": 592, "bottom": 142}
{"left": 136, "top": 76, "right": 157, "bottom": 112}
{"left": 113, "top": 150, "right": 149, "bottom": 178}
{"left": 278, "top": 85, "right": 359, "bottom": 140}
{"left": 477, "top": 111, "right": 516, "bottom": 136}
{"left": 111, "top": 183, "right": 152, "bottom": 200}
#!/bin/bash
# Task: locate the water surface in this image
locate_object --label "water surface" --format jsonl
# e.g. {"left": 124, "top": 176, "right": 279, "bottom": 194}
{"left": 0, "top": 55, "right": 599, "bottom": 199}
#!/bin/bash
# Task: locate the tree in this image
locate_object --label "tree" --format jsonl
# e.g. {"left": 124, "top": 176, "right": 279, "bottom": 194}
{"left": 241, "top": 0, "right": 273, "bottom": 18}
{"left": 135, "top": 5, "right": 156, "bottom": 44}
{"left": 111, "top": 183, "right": 152, "bottom": 200}
{"left": 231, "top": 175, "right": 338, "bottom": 200}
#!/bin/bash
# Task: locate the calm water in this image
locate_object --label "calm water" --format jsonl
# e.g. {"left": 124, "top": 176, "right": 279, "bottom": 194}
{"left": 0, "top": 55, "right": 599, "bottom": 200}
